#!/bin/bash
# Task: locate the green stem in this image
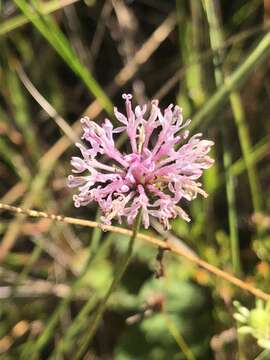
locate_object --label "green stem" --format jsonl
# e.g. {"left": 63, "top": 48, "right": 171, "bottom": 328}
{"left": 0, "top": 0, "right": 79, "bottom": 36}
{"left": 73, "top": 211, "right": 142, "bottom": 360}
{"left": 229, "top": 92, "right": 262, "bottom": 212}
{"left": 24, "top": 233, "right": 112, "bottom": 360}
{"left": 190, "top": 30, "right": 270, "bottom": 132}
{"left": 224, "top": 149, "right": 241, "bottom": 275}
{"left": 164, "top": 314, "right": 196, "bottom": 360}
{"left": 202, "top": 0, "right": 242, "bottom": 275}
{"left": 254, "top": 349, "right": 270, "bottom": 360}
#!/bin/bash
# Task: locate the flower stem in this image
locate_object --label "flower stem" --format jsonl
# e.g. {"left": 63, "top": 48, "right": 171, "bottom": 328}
{"left": 74, "top": 211, "right": 142, "bottom": 360}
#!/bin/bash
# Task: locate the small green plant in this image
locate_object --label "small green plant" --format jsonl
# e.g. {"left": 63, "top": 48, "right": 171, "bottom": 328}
{"left": 234, "top": 300, "right": 270, "bottom": 349}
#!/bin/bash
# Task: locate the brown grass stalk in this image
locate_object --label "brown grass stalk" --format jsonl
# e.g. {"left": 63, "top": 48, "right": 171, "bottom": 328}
{"left": 0, "top": 202, "right": 269, "bottom": 301}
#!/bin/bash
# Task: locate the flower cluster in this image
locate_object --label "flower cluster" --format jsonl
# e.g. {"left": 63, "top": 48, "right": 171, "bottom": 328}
{"left": 234, "top": 300, "right": 270, "bottom": 350}
{"left": 68, "top": 94, "right": 214, "bottom": 229}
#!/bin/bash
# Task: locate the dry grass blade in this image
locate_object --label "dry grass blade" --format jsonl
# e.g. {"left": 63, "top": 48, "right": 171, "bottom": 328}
{"left": 113, "top": 14, "right": 176, "bottom": 87}
{"left": 0, "top": 202, "right": 269, "bottom": 301}
{"left": 16, "top": 65, "right": 79, "bottom": 144}
{"left": 90, "top": 0, "right": 113, "bottom": 62}
{"left": 14, "top": 0, "right": 113, "bottom": 114}
{"left": 0, "top": 281, "right": 70, "bottom": 299}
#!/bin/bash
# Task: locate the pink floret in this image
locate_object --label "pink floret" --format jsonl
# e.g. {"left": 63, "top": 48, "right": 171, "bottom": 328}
{"left": 68, "top": 94, "right": 214, "bottom": 229}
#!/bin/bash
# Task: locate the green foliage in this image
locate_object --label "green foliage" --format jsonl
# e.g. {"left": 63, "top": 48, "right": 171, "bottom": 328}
{"left": 115, "top": 270, "right": 211, "bottom": 359}
{"left": 0, "top": 0, "right": 270, "bottom": 359}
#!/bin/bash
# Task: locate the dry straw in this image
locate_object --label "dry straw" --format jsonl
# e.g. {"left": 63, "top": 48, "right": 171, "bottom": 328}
{"left": 0, "top": 202, "right": 269, "bottom": 301}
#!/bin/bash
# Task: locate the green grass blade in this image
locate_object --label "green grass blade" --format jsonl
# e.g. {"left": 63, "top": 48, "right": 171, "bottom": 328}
{"left": 229, "top": 92, "right": 262, "bottom": 212}
{"left": 202, "top": 0, "right": 241, "bottom": 275}
{"left": 231, "top": 138, "right": 267, "bottom": 179}
{"left": 13, "top": 0, "right": 113, "bottom": 115}
{"left": 201, "top": 0, "right": 263, "bottom": 213}
{"left": 0, "top": 0, "right": 80, "bottom": 36}
{"left": 0, "top": 136, "right": 30, "bottom": 182}
{"left": 190, "top": 30, "right": 270, "bottom": 132}
{"left": 6, "top": 64, "right": 41, "bottom": 162}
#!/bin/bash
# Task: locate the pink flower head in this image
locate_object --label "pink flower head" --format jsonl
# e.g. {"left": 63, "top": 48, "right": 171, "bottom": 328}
{"left": 68, "top": 94, "right": 214, "bottom": 229}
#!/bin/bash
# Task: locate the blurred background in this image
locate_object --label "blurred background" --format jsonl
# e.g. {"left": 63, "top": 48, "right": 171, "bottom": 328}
{"left": 1, "top": 0, "right": 270, "bottom": 359}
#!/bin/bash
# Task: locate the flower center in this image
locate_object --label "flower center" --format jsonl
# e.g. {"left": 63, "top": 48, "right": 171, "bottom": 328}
{"left": 124, "top": 153, "right": 155, "bottom": 187}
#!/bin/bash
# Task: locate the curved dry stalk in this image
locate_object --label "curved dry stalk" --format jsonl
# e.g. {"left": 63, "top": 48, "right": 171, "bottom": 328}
{"left": 16, "top": 65, "right": 79, "bottom": 144}
{"left": 0, "top": 202, "right": 269, "bottom": 301}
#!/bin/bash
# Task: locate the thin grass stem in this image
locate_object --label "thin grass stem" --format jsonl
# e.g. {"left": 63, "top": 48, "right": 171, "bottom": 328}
{"left": 202, "top": 0, "right": 241, "bottom": 275}
{"left": 73, "top": 210, "right": 142, "bottom": 359}
{"left": 0, "top": 203, "right": 269, "bottom": 301}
